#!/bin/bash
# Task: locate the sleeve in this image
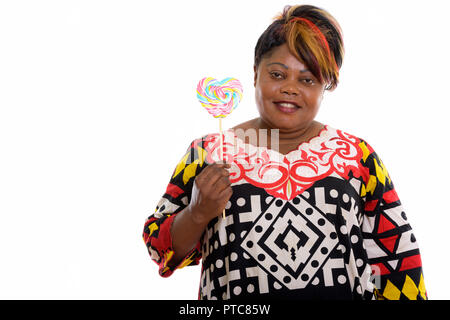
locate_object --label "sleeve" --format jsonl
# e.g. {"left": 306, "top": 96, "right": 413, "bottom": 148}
{"left": 142, "top": 138, "right": 208, "bottom": 277}
{"left": 358, "top": 140, "right": 427, "bottom": 300}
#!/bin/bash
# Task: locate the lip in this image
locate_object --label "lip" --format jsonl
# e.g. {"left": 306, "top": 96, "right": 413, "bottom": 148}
{"left": 273, "top": 101, "right": 300, "bottom": 114}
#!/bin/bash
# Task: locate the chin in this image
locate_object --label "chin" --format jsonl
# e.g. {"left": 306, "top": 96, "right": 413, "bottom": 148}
{"left": 268, "top": 119, "right": 301, "bottom": 131}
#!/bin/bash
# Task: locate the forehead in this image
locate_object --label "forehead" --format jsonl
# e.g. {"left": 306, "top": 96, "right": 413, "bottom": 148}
{"left": 261, "top": 44, "right": 308, "bottom": 71}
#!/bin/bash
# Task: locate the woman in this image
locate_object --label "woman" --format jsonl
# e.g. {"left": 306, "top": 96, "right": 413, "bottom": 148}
{"left": 143, "top": 4, "right": 427, "bottom": 300}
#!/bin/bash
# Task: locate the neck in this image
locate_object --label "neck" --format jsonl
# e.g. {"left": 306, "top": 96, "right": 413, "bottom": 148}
{"left": 255, "top": 118, "right": 321, "bottom": 145}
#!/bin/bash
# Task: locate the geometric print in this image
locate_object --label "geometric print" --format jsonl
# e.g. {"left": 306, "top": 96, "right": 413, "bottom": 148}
{"left": 358, "top": 144, "right": 426, "bottom": 300}
{"left": 142, "top": 125, "right": 427, "bottom": 300}
{"left": 198, "top": 180, "right": 375, "bottom": 300}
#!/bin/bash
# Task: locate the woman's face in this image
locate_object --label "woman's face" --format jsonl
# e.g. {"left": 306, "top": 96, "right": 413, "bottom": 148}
{"left": 254, "top": 43, "right": 326, "bottom": 132}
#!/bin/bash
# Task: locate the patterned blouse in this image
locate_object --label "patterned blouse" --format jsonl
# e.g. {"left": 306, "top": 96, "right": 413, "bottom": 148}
{"left": 142, "top": 125, "right": 427, "bottom": 300}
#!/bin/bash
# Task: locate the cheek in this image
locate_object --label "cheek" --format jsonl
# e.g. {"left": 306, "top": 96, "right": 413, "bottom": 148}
{"left": 255, "top": 83, "right": 267, "bottom": 105}
{"left": 254, "top": 86, "right": 262, "bottom": 106}
{"left": 255, "top": 86, "right": 272, "bottom": 116}
{"left": 305, "top": 89, "right": 324, "bottom": 107}
{"left": 256, "top": 82, "right": 276, "bottom": 102}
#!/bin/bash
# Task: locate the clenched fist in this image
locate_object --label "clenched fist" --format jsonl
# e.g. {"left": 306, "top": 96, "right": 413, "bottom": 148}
{"left": 188, "top": 162, "right": 233, "bottom": 224}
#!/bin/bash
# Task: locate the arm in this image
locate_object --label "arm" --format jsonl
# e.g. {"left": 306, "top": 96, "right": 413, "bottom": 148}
{"left": 359, "top": 140, "right": 427, "bottom": 300}
{"left": 169, "top": 162, "right": 232, "bottom": 267}
{"left": 142, "top": 138, "right": 232, "bottom": 276}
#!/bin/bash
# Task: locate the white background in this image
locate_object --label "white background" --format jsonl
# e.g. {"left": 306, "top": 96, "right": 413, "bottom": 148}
{"left": 0, "top": 0, "right": 448, "bottom": 299}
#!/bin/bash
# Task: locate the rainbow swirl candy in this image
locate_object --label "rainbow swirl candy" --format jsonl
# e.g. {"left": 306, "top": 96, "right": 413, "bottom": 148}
{"left": 196, "top": 77, "right": 243, "bottom": 118}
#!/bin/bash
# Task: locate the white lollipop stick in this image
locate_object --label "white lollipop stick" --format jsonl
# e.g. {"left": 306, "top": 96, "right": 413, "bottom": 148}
{"left": 219, "top": 118, "right": 226, "bottom": 219}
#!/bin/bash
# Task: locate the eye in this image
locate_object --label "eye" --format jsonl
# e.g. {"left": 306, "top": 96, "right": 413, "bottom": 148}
{"left": 269, "top": 71, "right": 284, "bottom": 79}
{"left": 301, "top": 78, "right": 315, "bottom": 85}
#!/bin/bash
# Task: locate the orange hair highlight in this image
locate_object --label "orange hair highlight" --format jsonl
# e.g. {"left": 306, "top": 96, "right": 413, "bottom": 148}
{"left": 256, "top": 5, "right": 344, "bottom": 90}
{"left": 284, "top": 15, "right": 339, "bottom": 89}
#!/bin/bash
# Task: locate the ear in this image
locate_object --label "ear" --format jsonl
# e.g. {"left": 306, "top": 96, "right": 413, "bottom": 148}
{"left": 327, "top": 83, "right": 336, "bottom": 92}
{"left": 253, "top": 65, "right": 258, "bottom": 87}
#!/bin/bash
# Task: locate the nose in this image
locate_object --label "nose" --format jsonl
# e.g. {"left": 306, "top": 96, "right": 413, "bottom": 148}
{"left": 280, "top": 80, "right": 300, "bottom": 96}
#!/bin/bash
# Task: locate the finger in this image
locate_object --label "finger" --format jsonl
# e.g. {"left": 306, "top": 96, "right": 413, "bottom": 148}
{"left": 218, "top": 185, "right": 233, "bottom": 200}
{"left": 212, "top": 161, "right": 232, "bottom": 169}
{"left": 205, "top": 172, "right": 228, "bottom": 191}
{"left": 213, "top": 175, "right": 232, "bottom": 193}
{"left": 197, "top": 163, "right": 221, "bottom": 182}
{"left": 201, "top": 164, "right": 230, "bottom": 187}
{"left": 201, "top": 162, "right": 230, "bottom": 176}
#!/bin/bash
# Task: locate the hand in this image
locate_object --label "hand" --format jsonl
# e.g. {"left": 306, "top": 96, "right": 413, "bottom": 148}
{"left": 188, "top": 162, "right": 233, "bottom": 225}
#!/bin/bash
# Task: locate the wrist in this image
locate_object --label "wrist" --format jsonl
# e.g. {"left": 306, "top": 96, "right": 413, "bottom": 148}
{"left": 186, "top": 204, "right": 210, "bottom": 227}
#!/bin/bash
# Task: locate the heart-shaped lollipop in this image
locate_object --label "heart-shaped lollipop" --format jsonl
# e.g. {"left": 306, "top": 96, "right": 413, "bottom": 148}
{"left": 196, "top": 77, "right": 243, "bottom": 118}
{"left": 196, "top": 77, "right": 243, "bottom": 218}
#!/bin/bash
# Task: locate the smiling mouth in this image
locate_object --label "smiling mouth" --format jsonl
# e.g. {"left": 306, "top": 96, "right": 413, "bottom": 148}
{"left": 274, "top": 101, "right": 300, "bottom": 114}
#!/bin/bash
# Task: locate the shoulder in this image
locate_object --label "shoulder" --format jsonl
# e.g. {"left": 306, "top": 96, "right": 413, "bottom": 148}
{"left": 329, "top": 126, "right": 392, "bottom": 178}
{"left": 324, "top": 125, "right": 381, "bottom": 165}
{"left": 326, "top": 125, "right": 374, "bottom": 148}
{"left": 182, "top": 132, "right": 226, "bottom": 165}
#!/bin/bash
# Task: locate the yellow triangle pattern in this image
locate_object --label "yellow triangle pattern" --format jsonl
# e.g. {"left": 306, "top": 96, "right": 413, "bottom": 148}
{"left": 380, "top": 273, "right": 427, "bottom": 300}
{"left": 183, "top": 160, "right": 198, "bottom": 185}
{"left": 359, "top": 141, "right": 393, "bottom": 197}
{"left": 197, "top": 146, "right": 207, "bottom": 166}
{"left": 359, "top": 141, "right": 371, "bottom": 162}
{"left": 418, "top": 274, "right": 427, "bottom": 300}
{"left": 402, "top": 275, "right": 419, "bottom": 300}
{"left": 365, "top": 175, "right": 377, "bottom": 196}
{"left": 360, "top": 184, "right": 366, "bottom": 197}
{"left": 362, "top": 159, "right": 391, "bottom": 197}
{"left": 383, "top": 280, "right": 401, "bottom": 300}
{"left": 374, "top": 158, "right": 391, "bottom": 186}
{"left": 172, "top": 146, "right": 207, "bottom": 185}
{"left": 172, "top": 152, "right": 190, "bottom": 179}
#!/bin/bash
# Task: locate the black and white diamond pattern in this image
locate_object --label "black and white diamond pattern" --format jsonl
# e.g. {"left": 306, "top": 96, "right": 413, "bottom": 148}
{"left": 242, "top": 196, "right": 338, "bottom": 290}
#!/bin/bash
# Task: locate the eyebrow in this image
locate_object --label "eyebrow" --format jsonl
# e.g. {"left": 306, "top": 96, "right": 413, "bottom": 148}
{"left": 267, "top": 62, "right": 310, "bottom": 73}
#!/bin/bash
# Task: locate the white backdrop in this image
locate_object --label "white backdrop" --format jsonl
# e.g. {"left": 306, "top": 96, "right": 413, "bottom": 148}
{"left": 0, "top": 0, "right": 448, "bottom": 299}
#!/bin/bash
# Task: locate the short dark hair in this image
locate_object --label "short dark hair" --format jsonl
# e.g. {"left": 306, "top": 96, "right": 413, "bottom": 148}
{"left": 254, "top": 5, "right": 344, "bottom": 90}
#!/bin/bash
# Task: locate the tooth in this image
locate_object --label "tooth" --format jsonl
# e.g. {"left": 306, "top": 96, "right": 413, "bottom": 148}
{"left": 279, "top": 103, "right": 296, "bottom": 108}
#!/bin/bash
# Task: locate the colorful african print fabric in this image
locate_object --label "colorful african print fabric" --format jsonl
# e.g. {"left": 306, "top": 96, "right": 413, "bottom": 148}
{"left": 142, "top": 125, "right": 427, "bottom": 300}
